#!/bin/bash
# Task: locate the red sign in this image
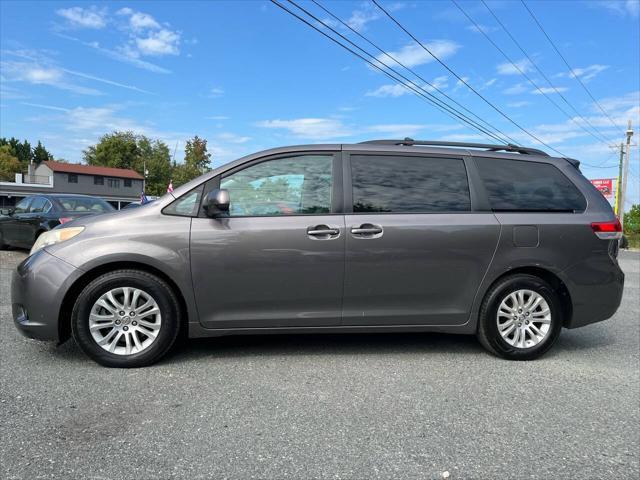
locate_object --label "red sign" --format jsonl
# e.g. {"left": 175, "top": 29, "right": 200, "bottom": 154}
{"left": 590, "top": 178, "right": 614, "bottom": 199}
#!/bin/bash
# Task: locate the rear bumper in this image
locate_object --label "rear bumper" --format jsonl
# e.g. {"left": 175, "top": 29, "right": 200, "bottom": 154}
{"left": 11, "top": 249, "right": 81, "bottom": 342}
{"left": 561, "top": 255, "right": 625, "bottom": 329}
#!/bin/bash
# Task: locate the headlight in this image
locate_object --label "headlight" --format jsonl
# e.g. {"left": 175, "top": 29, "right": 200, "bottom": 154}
{"left": 30, "top": 227, "right": 85, "bottom": 256}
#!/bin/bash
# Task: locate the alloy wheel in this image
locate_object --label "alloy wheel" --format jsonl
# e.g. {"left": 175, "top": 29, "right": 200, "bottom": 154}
{"left": 496, "top": 289, "right": 551, "bottom": 349}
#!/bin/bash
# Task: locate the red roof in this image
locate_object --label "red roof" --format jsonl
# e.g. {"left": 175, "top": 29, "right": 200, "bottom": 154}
{"left": 44, "top": 161, "right": 144, "bottom": 180}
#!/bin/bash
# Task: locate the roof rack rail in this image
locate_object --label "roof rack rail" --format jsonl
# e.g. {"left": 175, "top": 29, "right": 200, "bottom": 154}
{"left": 359, "top": 138, "right": 550, "bottom": 156}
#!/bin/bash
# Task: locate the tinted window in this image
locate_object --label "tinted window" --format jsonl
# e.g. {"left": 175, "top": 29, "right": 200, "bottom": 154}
{"left": 221, "top": 155, "right": 333, "bottom": 216}
{"left": 56, "top": 196, "right": 114, "bottom": 213}
{"left": 14, "top": 197, "right": 31, "bottom": 213}
{"left": 351, "top": 155, "right": 470, "bottom": 213}
{"left": 29, "top": 197, "right": 46, "bottom": 213}
{"left": 164, "top": 189, "right": 202, "bottom": 217}
{"left": 475, "top": 157, "right": 586, "bottom": 212}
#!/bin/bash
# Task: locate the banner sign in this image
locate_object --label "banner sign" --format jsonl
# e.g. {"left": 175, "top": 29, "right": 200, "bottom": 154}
{"left": 590, "top": 178, "right": 615, "bottom": 200}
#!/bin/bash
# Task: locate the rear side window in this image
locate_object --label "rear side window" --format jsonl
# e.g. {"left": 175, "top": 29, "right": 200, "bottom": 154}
{"left": 351, "top": 155, "right": 470, "bottom": 213}
{"left": 476, "top": 157, "right": 586, "bottom": 212}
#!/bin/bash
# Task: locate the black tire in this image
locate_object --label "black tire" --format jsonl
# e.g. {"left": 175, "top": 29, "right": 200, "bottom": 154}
{"left": 477, "top": 274, "right": 563, "bottom": 360}
{"left": 0, "top": 230, "right": 8, "bottom": 250}
{"left": 71, "top": 269, "right": 181, "bottom": 368}
{"left": 620, "top": 235, "right": 629, "bottom": 249}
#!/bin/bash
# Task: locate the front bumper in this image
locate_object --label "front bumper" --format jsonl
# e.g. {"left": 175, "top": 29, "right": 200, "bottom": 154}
{"left": 11, "top": 249, "right": 81, "bottom": 341}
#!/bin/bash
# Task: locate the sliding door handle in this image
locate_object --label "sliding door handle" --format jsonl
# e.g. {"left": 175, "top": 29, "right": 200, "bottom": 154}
{"left": 350, "top": 224, "right": 383, "bottom": 237}
{"left": 307, "top": 225, "right": 340, "bottom": 239}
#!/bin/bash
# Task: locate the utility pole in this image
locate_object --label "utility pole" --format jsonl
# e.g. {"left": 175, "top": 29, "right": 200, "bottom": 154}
{"left": 619, "top": 120, "right": 634, "bottom": 230}
{"left": 614, "top": 143, "right": 624, "bottom": 217}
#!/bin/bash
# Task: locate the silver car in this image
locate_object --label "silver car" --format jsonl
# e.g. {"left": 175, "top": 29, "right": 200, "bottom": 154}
{"left": 11, "top": 140, "right": 624, "bottom": 367}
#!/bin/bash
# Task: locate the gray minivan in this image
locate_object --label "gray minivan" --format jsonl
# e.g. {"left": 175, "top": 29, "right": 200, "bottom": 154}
{"left": 11, "top": 140, "right": 624, "bottom": 367}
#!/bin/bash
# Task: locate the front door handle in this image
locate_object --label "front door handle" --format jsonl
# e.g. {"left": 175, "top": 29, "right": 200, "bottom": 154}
{"left": 307, "top": 225, "right": 340, "bottom": 239}
{"left": 351, "top": 224, "right": 383, "bottom": 237}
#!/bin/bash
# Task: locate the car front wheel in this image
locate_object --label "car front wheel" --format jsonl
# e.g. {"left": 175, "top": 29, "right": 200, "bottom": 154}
{"left": 72, "top": 270, "right": 181, "bottom": 367}
{"left": 477, "top": 274, "right": 563, "bottom": 360}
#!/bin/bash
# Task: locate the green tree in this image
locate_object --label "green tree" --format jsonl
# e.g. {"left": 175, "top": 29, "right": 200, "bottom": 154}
{"left": 0, "top": 137, "right": 32, "bottom": 170}
{"left": 0, "top": 145, "right": 21, "bottom": 181}
{"left": 83, "top": 131, "right": 139, "bottom": 170}
{"left": 172, "top": 135, "right": 212, "bottom": 187}
{"left": 624, "top": 204, "right": 640, "bottom": 235}
{"left": 32, "top": 141, "right": 53, "bottom": 164}
{"left": 83, "top": 131, "right": 173, "bottom": 196}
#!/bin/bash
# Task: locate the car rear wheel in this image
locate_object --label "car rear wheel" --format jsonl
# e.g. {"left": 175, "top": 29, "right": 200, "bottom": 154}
{"left": 72, "top": 270, "right": 181, "bottom": 367}
{"left": 477, "top": 274, "right": 563, "bottom": 360}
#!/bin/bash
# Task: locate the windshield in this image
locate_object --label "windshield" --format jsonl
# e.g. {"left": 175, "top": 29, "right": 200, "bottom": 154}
{"left": 55, "top": 196, "right": 115, "bottom": 213}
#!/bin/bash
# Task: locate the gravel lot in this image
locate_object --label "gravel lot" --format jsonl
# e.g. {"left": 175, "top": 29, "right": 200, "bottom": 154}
{"left": 1, "top": 249, "right": 638, "bottom": 480}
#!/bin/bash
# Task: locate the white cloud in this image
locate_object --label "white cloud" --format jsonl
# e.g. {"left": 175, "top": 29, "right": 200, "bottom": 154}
{"left": 556, "top": 64, "right": 609, "bottom": 82}
{"left": 376, "top": 40, "right": 460, "bottom": 68}
{"left": 366, "top": 83, "right": 410, "bottom": 98}
{"left": 497, "top": 58, "right": 532, "bottom": 75}
{"left": 507, "top": 101, "right": 531, "bottom": 108}
{"left": 256, "top": 118, "right": 351, "bottom": 140}
{"left": 56, "top": 6, "right": 107, "bottom": 29}
{"left": 532, "top": 86, "right": 568, "bottom": 95}
{"left": 129, "top": 12, "right": 161, "bottom": 31}
{"left": 590, "top": 1, "right": 639, "bottom": 18}
{"left": 135, "top": 29, "right": 180, "bottom": 56}
{"left": 206, "top": 115, "right": 229, "bottom": 120}
{"left": 466, "top": 24, "right": 498, "bottom": 34}
{"left": 207, "top": 87, "right": 225, "bottom": 98}
{"left": 215, "top": 133, "right": 251, "bottom": 144}
{"left": 1, "top": 60, "right": 102, "bottom": 95}
{"left": 503, "top": 83, "right": 527, "bottom": 95}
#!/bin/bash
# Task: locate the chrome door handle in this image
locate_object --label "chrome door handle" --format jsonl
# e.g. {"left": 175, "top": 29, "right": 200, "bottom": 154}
{"left": 307, "top": 225, "right": 340, "bottom": 238}
{"left": 351, "top": 224, "right": 383, "bottom": 236}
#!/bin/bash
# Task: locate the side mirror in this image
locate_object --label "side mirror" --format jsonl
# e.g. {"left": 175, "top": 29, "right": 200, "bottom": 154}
{"left": 203, "top": 189, "right": 230, "bottom": 218}
{"left": 1, "top": 208, "right": 13, "bottom": 216}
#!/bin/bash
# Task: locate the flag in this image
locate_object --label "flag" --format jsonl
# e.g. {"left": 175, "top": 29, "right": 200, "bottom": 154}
{"left": 167, "top": 181, "right": 174, "bottom": 193}
{"left": 140, "top": 192, "right": 149, "bottom": 205}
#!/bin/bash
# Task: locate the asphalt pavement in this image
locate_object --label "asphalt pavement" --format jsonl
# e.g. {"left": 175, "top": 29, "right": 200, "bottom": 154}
{"left": 1, "top": 249, "right": 638, "bottom": 480}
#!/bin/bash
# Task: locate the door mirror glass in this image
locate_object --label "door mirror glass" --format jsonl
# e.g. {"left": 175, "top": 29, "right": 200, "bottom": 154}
{"left": 203, "top": 189, "right": 230, "bottom": 218}
{"left": 0, "top": 208, "right": 13, "bottom": 216}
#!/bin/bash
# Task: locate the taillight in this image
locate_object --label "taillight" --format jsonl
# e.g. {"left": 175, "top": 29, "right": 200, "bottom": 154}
{"left": 591, "top": 219, "right": 622, "bottom": 240}
{"left": 58, "top": 217, "right": 74, "bottom": 225}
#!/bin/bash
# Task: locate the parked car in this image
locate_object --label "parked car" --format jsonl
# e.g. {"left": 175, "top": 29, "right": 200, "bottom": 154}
{"left": 123, "top": 200, "right": 155, "bottom": 209}
{"left": 11, "top": 140, "right": 624, "bottom": 367}
{"left": 0, "top": 194, "right": 114, "bottom": 250}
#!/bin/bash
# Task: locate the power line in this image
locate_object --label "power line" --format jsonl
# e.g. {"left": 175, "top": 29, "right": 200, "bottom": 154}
{"left": 311, "top": 0, "right": 518, "bottom": 145}
{"left": 371, "top": 0, "right": 568, "bottom": 157}
{"left": 480, "top": 0, "right": 615, "bottom": 145}
{"left": 270, "top": 0, "right": 509, "bottom": 144}
{"left": 452, "top": 0, "right": 612, "bottom": 146}
{"left": 520, "top": 0, "right": 624, "bottom": 133}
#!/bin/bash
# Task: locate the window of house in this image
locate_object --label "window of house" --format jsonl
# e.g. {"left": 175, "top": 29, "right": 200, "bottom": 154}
{"left": 68, "top": 174, "right": 78, "bottom": 183}
{"left": 124, "top": 179, "right": 132, "bottom": 187}
{"left": 94, "top": 176, "right": 104, "bottom": 185}
{"left": 350, "top": 155, "right": 471, "bottom": 213}
{"left": 475, "top": 157, "right": 587, "bottom": 212}
{"left": 108, "top": 178, "right": 120, "bottom": 188}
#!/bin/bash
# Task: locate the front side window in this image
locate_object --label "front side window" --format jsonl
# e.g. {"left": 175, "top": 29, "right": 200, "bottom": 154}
{"left": 14, "top": 197, "right": 31, "bottom": 213}
{"left": 221, "top": 155, "right": 333, "bottom": 216}
{"left": 475, "top": 157, "right": 586, "bottom": 212}
{"left": 351, "top": 155, "right": 471, "bottom": 213}
{"left": 29, "top": 197, "right": 46, "bottom": 213}
{"left": 163, "top": 188, "right": 203, "bottom": 217}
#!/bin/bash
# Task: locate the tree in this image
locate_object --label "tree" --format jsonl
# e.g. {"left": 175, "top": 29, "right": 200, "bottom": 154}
{"left": 32, "top": 141, "right": 53, "bottom": 164}
{"left": 0, "top": 145, "right": 21, "bottom": 181}
{"left": 83, "top": 131, "right": 173, "bottom": 196}
{"left": 624, "top": 204, "right": 640, "bottom": 235}
{"left": 83, "top": 131, "right": 139, "bottom": 170}
{"left": 0, "top": 137, "right": 32, "bottom": 170}
{"left": 172, "top": 135, "right": 212, "bottom": 187}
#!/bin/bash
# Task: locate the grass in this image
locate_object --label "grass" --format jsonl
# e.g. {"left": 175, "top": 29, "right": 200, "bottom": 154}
{"left": 625, "top": 233, "right": 640, "bottom": 250}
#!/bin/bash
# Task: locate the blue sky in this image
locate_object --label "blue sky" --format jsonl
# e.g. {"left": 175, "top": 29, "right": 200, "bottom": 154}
{"left": 1, "top": 0, "right": 638, "bottom": 206}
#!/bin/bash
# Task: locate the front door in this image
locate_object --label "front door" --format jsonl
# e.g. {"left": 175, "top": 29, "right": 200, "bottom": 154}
{"left": 190, "top": 153, "right": 345, "bottom": 329}
{"left": 3, "top": 197, "right": 32, "bottom": 246}
{"left": 342, "top": 153, "right": 500, "bottom": 326}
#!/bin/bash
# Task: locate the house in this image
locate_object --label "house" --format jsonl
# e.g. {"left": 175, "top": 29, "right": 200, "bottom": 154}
{"left": 0, "top": 161, "right": 144, "bottom": 209}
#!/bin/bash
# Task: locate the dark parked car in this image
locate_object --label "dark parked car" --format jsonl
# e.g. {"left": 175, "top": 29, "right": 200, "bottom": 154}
{"left": 11, "top": 140, "right": 624, "bottom": 367}
{"left": 0, "top": 194, "right": 114, "bottom": 249}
